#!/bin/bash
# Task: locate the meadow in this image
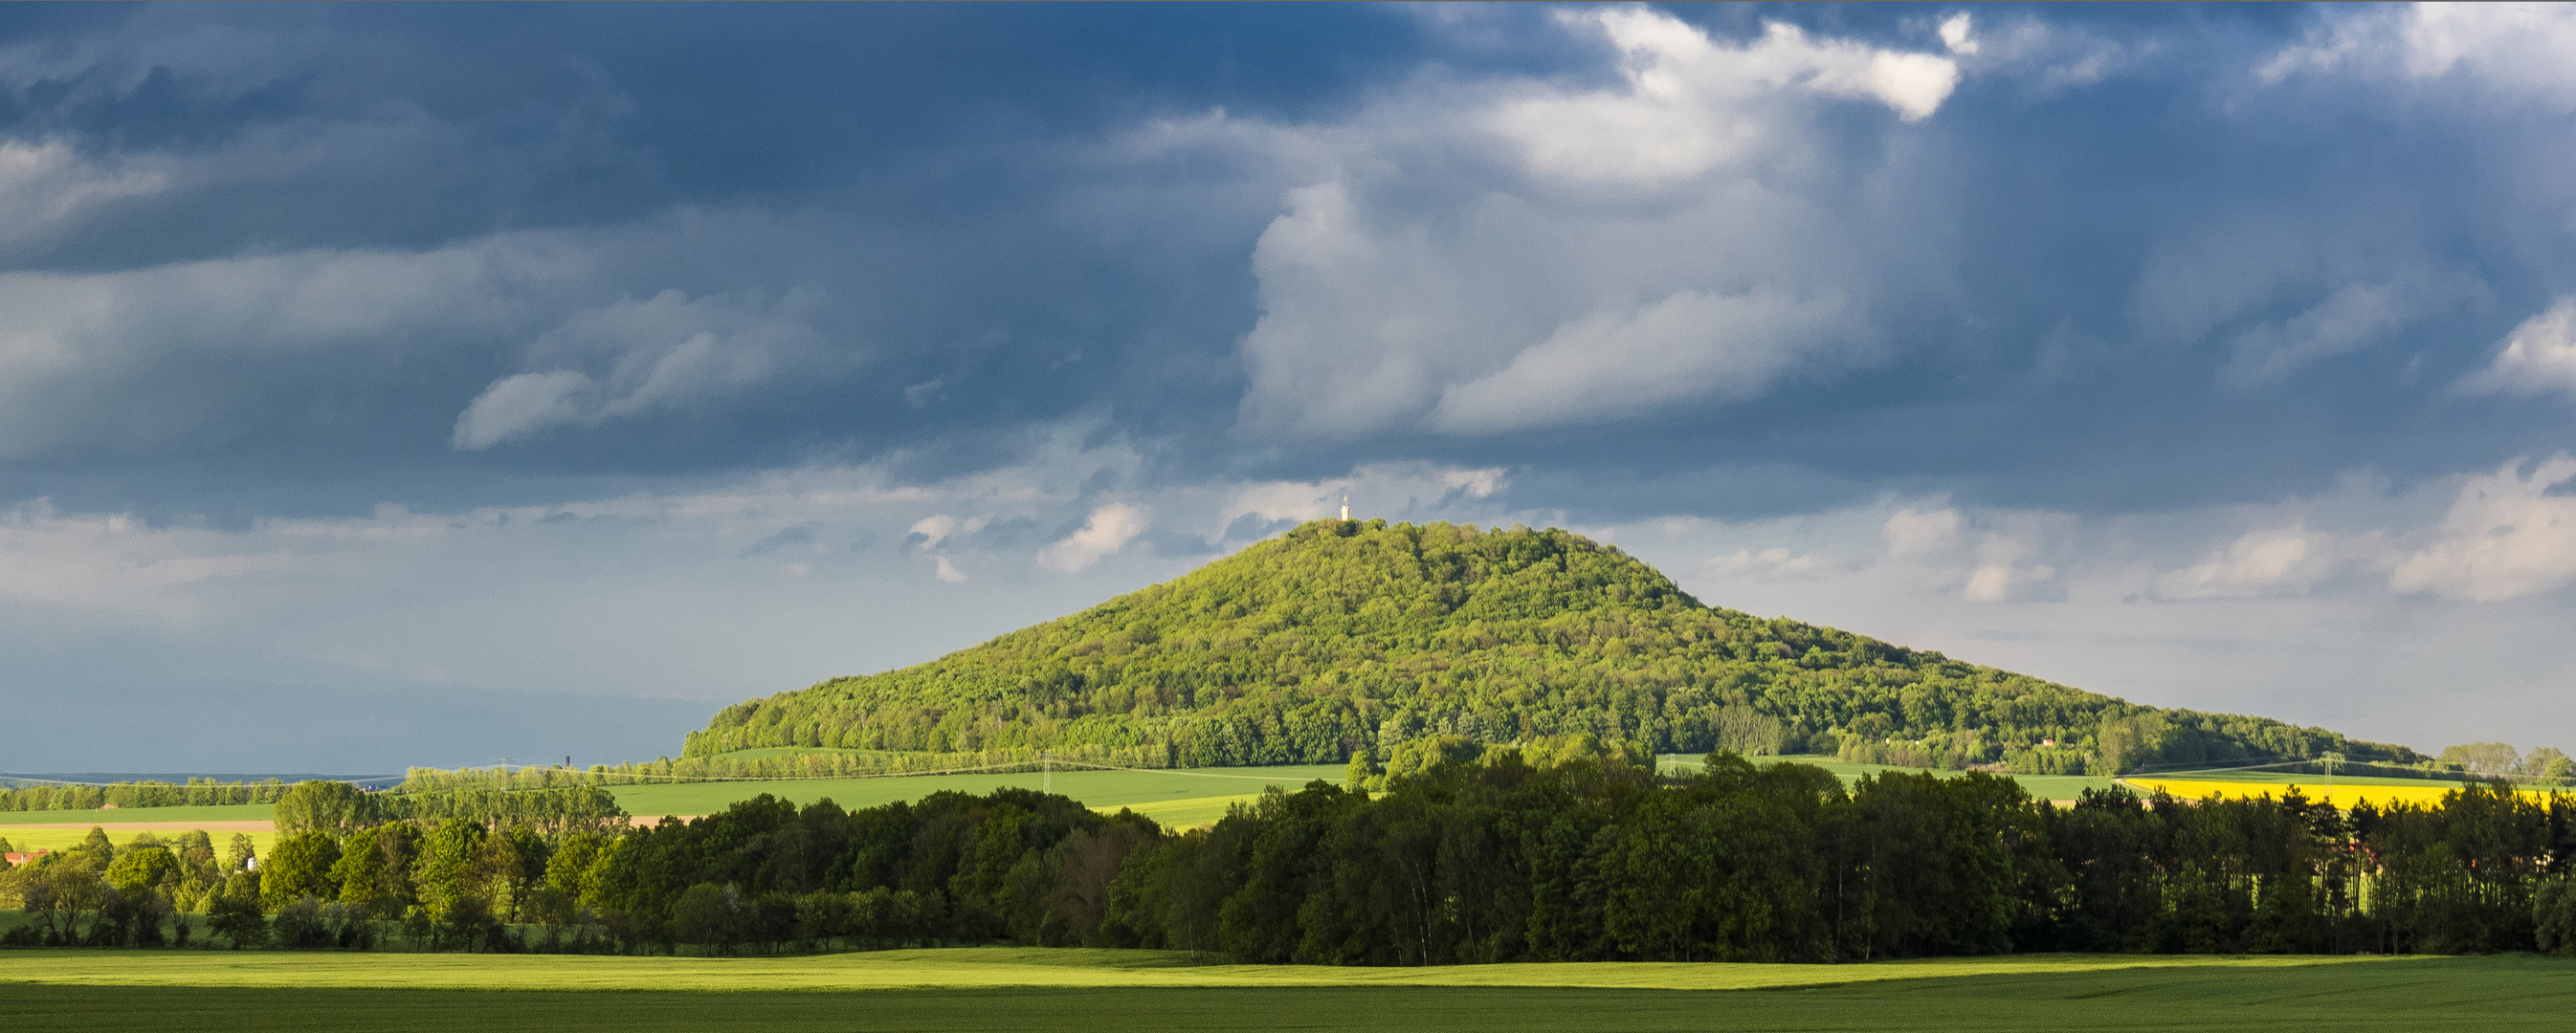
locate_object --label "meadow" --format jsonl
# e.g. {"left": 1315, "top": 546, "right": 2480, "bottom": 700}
{"left": 0, "top": 802, "right": 275, "bottom": 825}
{"left": 1, "top": 949, "right": 2569, "bottom": 1032}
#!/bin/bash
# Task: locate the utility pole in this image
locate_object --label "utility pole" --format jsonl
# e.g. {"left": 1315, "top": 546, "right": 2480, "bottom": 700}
{"left": 2322, "top": 751, "right": 2343, "bottom": 801}
{"left": 1042, "top": 750, "right": 1051, "bottom": 795}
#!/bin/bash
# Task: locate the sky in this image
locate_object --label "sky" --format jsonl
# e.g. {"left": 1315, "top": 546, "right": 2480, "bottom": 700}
{"left": 6, "top": 2, "right": 2576, "bottom": 773}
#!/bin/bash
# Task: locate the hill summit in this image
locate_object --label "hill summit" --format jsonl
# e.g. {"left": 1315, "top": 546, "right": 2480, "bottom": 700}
{"left": 688, "top": 519, "right": 2415, "bottom": 775}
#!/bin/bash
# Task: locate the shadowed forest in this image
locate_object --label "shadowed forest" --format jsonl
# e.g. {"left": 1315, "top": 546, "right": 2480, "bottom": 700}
{"left": 11, "top": 748, "right": 2576, "bottom": 961}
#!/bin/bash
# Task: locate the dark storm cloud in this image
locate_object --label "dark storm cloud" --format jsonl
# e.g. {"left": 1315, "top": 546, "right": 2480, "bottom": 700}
{"left": 9, "top": 3, "right": 2576, "bottom": 767}
{"left": 2, "top": 2, "right": 2560, "bottom": 524}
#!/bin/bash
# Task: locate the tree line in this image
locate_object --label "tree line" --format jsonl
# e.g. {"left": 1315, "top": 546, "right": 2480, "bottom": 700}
{"left": 0, "top": 778, "right": 292, "bottom": 812}
{"left": 686, "top": 520, "right": 2419, "bottom": 777}
{"left": 12, "top": 748, "right": 2576, "bottom": 958}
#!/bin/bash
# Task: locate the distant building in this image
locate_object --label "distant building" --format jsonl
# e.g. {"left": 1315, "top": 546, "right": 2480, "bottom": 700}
{"left": 4, "top": 849, "right": 50, "bottom": 866}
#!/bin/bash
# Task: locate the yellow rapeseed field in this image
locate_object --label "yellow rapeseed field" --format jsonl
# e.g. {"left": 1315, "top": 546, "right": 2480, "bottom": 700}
{"left": 2119, "top": 778, "right": 2566, "bottom": 811}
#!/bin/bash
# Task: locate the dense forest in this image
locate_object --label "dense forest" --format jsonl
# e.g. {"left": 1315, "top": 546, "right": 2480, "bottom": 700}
{"left": 11, "top": 749, "right": 2576, "bottom": 958}
{"left": 690, "top": 519, "right": 2418, "bottom": 777}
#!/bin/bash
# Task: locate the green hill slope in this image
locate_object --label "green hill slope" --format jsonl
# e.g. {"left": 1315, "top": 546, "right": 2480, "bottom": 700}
{"left": 687, "top": 519, "right": 2417, "bottom": 775}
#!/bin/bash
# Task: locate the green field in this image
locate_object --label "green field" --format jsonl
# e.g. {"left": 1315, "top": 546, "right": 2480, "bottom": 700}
{"left": 0, "top": 949, "right": 2568, "bottom": 1032}
{"left": 607, "top": 765, "right": 1344, "bottom": 819}
{"left": 0, "top": 945, "right": 2454, "bottom": 992}
{"left": 0, "top": 803, "right": 275, "bottom": 825}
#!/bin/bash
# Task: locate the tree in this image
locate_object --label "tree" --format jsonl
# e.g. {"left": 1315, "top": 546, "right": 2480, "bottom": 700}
{"left": 2524, "top": 747, "right": 2573, "bottom": 785}
{"left": 672, "top": 882, "right": 744, "bottom": 956}
{"left": 2441, "top": 742, "right": 2524, "bottom": 778}
{"left": 678, "top": 520, "right": 2419, "bottom": 779}
{"left": 208, "top": 889, "right": 268, "bottom": 949}
{"left": 331, "top": 822, "right": 422, "bottom": 917}
{"left": 438, "top": 892, "right": 502, "bottom": 952}
{"left": 76, "top": 825, "right": 113, "bottom": 868}
{"left": 411, "top": 820, "right": 488, "bottom": 917}
{"left": 260, "top": 831, "right": 344, "bottom": 912}
{"left": 105, "top": 846, "right": 178, "bottom": 895}
{"left": 2536, "top": 881, "right": 2576, "bottom": 956}
{"left": 274, "top": 780, "right": 376, "bottom": 837}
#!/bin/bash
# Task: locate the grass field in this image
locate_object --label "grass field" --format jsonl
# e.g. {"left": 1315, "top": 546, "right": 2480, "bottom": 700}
{"left": 0, "top": 802, "right": 275, "bottom": 825}
{"left": 0, "top": 949, "right": 2569, "bottom": 1032}
{"left": 0, "top": 944, "right": 2444, "bottom": 992}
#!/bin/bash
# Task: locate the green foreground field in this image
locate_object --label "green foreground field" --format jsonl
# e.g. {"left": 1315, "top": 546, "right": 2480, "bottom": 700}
{"left": 1, "top": 949, "right": 2569, "bottom": 1032}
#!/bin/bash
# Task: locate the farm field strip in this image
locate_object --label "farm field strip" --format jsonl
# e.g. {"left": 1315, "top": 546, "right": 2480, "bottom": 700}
{"left": 2118, "top": 778, "right": 2568, "bottom": 810}
{"left": 2128, "top": 768, "right": 2500, "bottom": 789}
{"left": 21, "top": 762, "right": 2536, "bottom": 847}
{"left": 1103, "top": 793, "right": 1264, "bottom": 828}
{"left": 0, "top": 946, "right": 2414, "bottom": 994}
{"left": 0, "top": 803, "right": 277, "bottom": 826}
{"left": 0, "top": 826, "right": 278, "bottom": 855}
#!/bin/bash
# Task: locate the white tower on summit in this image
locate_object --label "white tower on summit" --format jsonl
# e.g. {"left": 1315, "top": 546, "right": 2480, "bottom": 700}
{"left": 1341, "top": 493, "right": 1350, "bottom": 521}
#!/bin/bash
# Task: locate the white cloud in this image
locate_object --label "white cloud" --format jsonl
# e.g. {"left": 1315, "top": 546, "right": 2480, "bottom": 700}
{"left": 1425, "top": 289, "right": 1855, "bottom": 434}
{"left": 1036, "top": 503, "right": 1151, "bottom": 573}
{"left": 932, "top": 555, "right": 969, "bottom": 584}
{"left": 452, "top": 371, "right": 594, "bottom": 451}
{"left": 2391, "top": 455, "right": 2576, "bottom": 602}
{"left": 2452, "top": 297, "right": 2576, "bottom": 400}
{"left": 1227, "top": 9, "right": 1954, "bottom": 441}
{"left": 0, "top": 139, "right": 169, "bottom": 247}
{"left": 906, "top": 514, "right": 989, "bottom": 551}
{"left": 1939, "top": 13, "right": 1980, "bottom": 56}
{"left": 1443, "top": 468, "right": 1506, "bottom": 500}
{"left": 1883, "top": 507, "right": 1963, "bottom": 557}
{"left": 2218, "top": 277, "right": 2470, "bottom": 387}
{"left": 1489, "top": 11, "right": 1959, "bottom": 187}
{"left": 1962, "top": 535, "right": 2057, "bottom": 604}
{"left": 2154, "top": 525, "right": 2343, "bottom": 600}
{"left": 453, "top": 287, "right": 822, "bottom": 450}
{"left": 1704, "top": 546, "right": 1825, "bottom": 582}
{"left": 2261, "top": 3, "right": 2576, "bottom": 109}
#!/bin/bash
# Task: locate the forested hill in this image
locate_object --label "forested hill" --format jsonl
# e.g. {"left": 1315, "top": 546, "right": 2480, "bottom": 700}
{"left": 687, "top": 519, "right": 2417, "bottom": 775}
